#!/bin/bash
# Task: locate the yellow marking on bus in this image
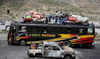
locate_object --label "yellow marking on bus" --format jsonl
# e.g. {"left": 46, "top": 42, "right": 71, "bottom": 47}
{"left": 71, "top": 43, "right": 77, "bottom": 44}
{"left": 9, "top": 38, "right": 11, "bottom": 41}
{"left": 70, "top": 40, "right": 76, "bottom": 43}
{"left": 27, "top": 42, "right": 31, "bottom": 44}
{"left": 80, "top": 35, "right": 94, "bottom": 38}
{"left": 16, "top": 37, "right": 22, "bottom": 40}
{"left": 47, "top": 34, "right": 71, "bottom": 41}
{"left": 29, "top": 34, "right": 41, "bottom": 36}
{"left": 42, "top": 34, "right": 56, "bottom": 37}
{"left": 70, "top": 40, "right": 77, "bottom": 44}
{"left": 71, "top": 35, "right": 94, "bottom": 44}
{"left": 19, "top": 34, "right": 94, "bottom": 44}
{"left": 27, "top": 34, "right": 71, "bottom": 44}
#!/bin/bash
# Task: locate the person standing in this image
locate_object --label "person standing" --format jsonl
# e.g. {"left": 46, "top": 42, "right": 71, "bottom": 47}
{"left": 20, "top": 17, "right": 24, "bottom": 22}
{"left": 64, "top": 13, "right": 69, "bottom": 23}
{"left": 30, "top": 42, "right": 36, "bottom": 49}
{"left": 59, "top": 12, "right": 63, "bottom": 17}
{"left": 49, "top": 14, "right": 53, "bottom": 22}
{"left": 55, "top": 11, "right": 59, "bottom": 17}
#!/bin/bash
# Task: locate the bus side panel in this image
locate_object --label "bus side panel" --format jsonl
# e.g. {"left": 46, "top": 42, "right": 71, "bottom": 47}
{"left": 70, "top": 35, "right": 94, "bottom": 46}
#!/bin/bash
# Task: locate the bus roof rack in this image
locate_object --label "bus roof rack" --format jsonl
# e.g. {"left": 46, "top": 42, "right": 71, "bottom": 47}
{"left": 11, "top": 20, "right": 90, "bottom": 26}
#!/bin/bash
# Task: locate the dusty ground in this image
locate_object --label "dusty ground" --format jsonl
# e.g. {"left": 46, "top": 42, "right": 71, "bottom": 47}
{"left": 0, "top": 34, "right": 100, "bottom": 59}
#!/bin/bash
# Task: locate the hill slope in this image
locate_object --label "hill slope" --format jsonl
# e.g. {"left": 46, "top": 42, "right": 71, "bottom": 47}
{"left": 0, "top": 0, "right": 99, "bottom": 21}
{"left": 58, "top": 0, "right": 100, "bottom": 21}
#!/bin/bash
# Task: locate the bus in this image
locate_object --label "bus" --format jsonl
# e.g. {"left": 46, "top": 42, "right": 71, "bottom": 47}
{"left": 6, "top": 21, "right": 95, "bottom": 47}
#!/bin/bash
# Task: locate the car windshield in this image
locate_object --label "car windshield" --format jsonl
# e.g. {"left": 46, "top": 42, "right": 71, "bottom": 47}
{"left": 37, "top": 44, "right": 42, "bottom": 49}
{"left": 59, "top": 45, "right": 64, "bottom": 50}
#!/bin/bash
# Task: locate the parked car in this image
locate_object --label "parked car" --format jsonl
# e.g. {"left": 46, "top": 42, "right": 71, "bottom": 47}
{"left": 27, "top": 42, "right": 76, "bottom": 59}
{"left": 95, "top": 23, "right": 100, "bottom": 28}
{"left": 0, "top": 21, "right": 5, "bottom": 25}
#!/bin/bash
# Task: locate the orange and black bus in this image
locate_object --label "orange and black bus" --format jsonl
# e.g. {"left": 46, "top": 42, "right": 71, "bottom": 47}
{"left": 7, "top": 21, "right": 95, "bottom": 47}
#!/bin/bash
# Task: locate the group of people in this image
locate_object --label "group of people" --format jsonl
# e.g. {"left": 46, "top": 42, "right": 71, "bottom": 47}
{"left": 19, "top": 10, "right": 89, "bottom": 24}
{"left": 46, "top": 11, "right": 89, "bottom": 24}
{"left": 47, "top": 11, "right": 69, "bottom": 24}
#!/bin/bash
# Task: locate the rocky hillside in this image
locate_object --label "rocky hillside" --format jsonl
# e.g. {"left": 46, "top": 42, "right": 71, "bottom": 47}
{"left": 0, "top": 0, "right": 100, "bottom": 21}
{"left": 58, "top": 0, "right": 100, "bottom": 21}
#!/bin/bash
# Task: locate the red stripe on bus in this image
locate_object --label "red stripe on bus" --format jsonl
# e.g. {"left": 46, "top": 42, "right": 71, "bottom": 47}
{"left": 21, "top": 36, "right": 30, "bottom": 39}
{"left": 70, "top": 34, "right": 77, "bottom": 37}
{"left": 87, "top": 37, "right": 94, "bottom": 39}
{"left": 77, "top": 40, "right": 93, "bottom": 44}
{"left": 75, "top": 37, "right": 94, "bottom": 42}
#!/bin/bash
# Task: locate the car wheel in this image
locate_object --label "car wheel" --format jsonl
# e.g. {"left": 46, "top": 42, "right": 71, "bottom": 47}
{"left": 20, "top": 40, "right": 27, "bottom": 46}
{"left": 63, "top": 41, "right": 71, "bottom": 47}
{"left": 64, "top": 56, "right": 71, "bottom": 59}
{"left": 35, "top": 53, "right": 42, "bottom": 57}
{"left": 28, "top": 54, "right": 34, "bottom": 58}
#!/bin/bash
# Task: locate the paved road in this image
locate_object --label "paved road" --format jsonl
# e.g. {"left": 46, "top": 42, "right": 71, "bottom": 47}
{"left": 0, "top": 34, "right": 100, "bottom": 59}
{"left": 95, "top": 28, "right": 100, "bottom": 34}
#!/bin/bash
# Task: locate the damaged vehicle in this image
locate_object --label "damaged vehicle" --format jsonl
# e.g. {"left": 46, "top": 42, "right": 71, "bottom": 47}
{"left": 27, "top": 42, "right": 76, "bottom": 59}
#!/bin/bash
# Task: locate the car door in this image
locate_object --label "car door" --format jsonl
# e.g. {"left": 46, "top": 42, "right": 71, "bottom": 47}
{"left": 43, "top": 45, "right": 52, "bottom": 57}
{"left": 51, "top": 46, "right": 62, "bottom": 57}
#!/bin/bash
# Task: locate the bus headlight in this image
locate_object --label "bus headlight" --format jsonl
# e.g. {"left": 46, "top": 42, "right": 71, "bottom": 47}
{"left": 26, "top": 34, "right": 28, "bottom": 36}
{"left": 77, "top": 36, "right": 81, "bottom": 39}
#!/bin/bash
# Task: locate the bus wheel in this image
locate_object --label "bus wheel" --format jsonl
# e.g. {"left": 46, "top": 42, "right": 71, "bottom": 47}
{"left": 20, "top": 40, "right": 27, "bottom": 46}
{"left": 63, "top": 41, "right": 71, "bottom": 47}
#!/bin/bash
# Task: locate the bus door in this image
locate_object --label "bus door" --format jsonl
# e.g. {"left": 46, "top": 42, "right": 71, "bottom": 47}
{"left": 43, "top": 45, "right": 52, "bottom": 57}
{"left": 88, "top": 27, "right": 94, "bottom": 35}
{"left": 7, "top": 26, "right": 16, "bottom": 44}
{"left": 5, "top": 25, "right": 11, "bottom": 41}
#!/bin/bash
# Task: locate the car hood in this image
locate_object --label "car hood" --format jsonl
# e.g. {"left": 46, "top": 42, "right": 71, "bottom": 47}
{"left": 63, "top": 46, "right": 75, "bottom": 54}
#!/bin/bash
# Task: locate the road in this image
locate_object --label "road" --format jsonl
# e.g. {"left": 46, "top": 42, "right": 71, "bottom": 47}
{"left": 0, "top": 34, "right": 100, "bottom": 59}
{"left": 95, "top": 28, "right": 100, "bottom": 34}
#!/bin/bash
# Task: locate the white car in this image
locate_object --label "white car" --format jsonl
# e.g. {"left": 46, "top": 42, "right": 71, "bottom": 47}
{"left": 0, "top": 22, "right": 5, "bottom": 25}
{"left": 95, "top": 23, "right": 100, "bottom": 28}
{"left": 27, "top": 42, "right": 76, "bottom": 59}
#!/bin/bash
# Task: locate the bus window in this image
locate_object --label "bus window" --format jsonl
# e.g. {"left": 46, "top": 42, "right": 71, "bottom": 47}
{"left": 19, "top": 26, "right": 27, "bottom": 32}
{"left": 27, "top": 26, "right": 44, "bottom": 33}
{"left": 43, "top": 27, "right": 47, "bottom": 33}
{"left": 47, "top": 26, "right": 59, "bottom": 34}
{"left": 67, "top": 28, "right": 71, "bottom": 34}
{"left": 58, "top": 28, "right": 71, "bottom": 34}
{"left": 71, "top": 28, "right": 79, "bottom": 34}
{"left": 70, "top": 28, "right": 87, "bottom": 35}
{"left": 59, "top": 27, "right": 67, "bottom": 34}
{"left": 79, "top": 28, "right": 87, "bottom": 35}
{"left": 88, "top": 27, "right": 93, "bottom": 35}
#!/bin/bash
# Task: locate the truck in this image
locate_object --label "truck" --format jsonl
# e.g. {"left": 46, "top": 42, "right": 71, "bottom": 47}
{"left": 27, "top": 42, "right": 76, "bottom": 59}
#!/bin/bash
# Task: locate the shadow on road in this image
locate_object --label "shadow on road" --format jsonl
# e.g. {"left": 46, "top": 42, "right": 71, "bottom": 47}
{"left": 72, "top": 45, "right": 95, "bottom": 49}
